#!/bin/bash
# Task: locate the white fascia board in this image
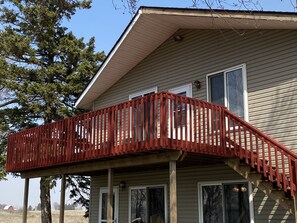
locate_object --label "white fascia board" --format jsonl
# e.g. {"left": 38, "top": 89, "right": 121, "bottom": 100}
{"left": 75, "top": 10, "right": 143, "bottom": 109}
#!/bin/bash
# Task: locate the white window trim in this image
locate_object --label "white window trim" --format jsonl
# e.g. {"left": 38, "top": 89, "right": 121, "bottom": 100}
{"left": 169, "top": 83, "right": 192, "bottom": 97}
{"left": 129, "top": 87, "right": 158, "bottom": 100}
{"left": 168, "top": 84, "right": 193, "bottom": 140}
{"left": 128, "top": 184, "right": 168, "bottom": 223}
{"left": 197, "top": 180, "right": 254, "bottom": 223}
{"left": 98, "top": 186, "right": 119, "bottom": 223}
{"left": 206, "top": 64, "right": 249, "bottom": 122}
{"left": 128, "top": 87, "right": 158, "bottom": 140}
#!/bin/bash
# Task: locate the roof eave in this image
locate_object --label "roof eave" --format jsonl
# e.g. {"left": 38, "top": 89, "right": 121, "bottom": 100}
{"left": 75, "top": 7, "right": 297, "bottom": 110}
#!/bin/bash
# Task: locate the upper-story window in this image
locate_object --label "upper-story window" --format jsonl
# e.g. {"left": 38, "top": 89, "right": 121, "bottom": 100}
{"left": 207, "top": 65, "right": 248, "bottom": 121}
{"left": 129, "top": 87, "right": 157, "bottom": 101}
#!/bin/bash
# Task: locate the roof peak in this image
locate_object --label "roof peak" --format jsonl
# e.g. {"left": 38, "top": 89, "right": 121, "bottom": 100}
{"left": 76, "top": 6, "right": 297, "bottom": 109}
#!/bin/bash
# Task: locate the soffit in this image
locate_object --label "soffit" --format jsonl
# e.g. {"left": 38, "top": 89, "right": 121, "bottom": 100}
{"left": 76, "top": 8, "right": 297, "bottom": 110}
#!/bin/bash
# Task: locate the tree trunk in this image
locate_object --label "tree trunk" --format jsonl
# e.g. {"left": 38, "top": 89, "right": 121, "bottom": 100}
{"left": 40, "top": 177, "right": 52, "bottom": 223}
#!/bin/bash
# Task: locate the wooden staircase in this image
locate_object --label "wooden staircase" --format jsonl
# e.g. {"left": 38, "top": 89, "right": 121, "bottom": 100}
{"left": 225, "top": 157, "right": 295, "bottom": 215}
{"left": 222, "top": 108, "right": 297, "bottom": 218}
{"left": 5, "top": 92, "right": 297, "bottom": 219}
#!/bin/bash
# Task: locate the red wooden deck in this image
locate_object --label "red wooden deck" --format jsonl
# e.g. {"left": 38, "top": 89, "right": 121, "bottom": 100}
{"left": 6, "top": 92, "right": 297, "bottom": 197}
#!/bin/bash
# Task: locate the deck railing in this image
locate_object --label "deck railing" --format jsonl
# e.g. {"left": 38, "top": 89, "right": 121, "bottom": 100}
{"left": 6, "top": 92, "right": 226, "bottom": 172}
{"left": 6, "top": 92, "right": 297, "bottom": 197}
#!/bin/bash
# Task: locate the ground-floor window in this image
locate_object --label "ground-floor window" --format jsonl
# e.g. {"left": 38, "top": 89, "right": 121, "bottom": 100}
{"left": 129, "top": 185, "right": 166, "bottom": 223}
{"left": 99, "top": 187, "right": 119, "bottom": 223}
{"left": 198, "top": 181, "right": 254, "bottom": 223}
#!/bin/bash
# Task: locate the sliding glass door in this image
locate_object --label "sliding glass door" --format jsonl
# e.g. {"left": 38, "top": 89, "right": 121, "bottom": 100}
{"left": 130, "top": 186, "right": 166, "bottom": 223}
{"left": 199, "top": 182, "right": 252, "bottom": 223}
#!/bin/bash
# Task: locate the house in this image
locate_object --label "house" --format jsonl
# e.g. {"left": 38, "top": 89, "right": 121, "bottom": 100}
{"left": 5, "top": 6, "right": 297, "bottom": 223}
{"left": 3, "top": 205, "right": 14, "bottom": 213}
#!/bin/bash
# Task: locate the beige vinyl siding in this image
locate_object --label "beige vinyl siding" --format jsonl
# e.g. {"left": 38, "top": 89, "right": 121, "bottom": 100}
{"left": 89, "top": 177, "right": 100, "bottom": 223}
{"left": 252, "top": 188, "right": 293, "bottom": 223}
{"left": 89, "top": 165, "right": 294, "bottom": 223}
{"left": 89, "top": 170, "right": 169, "bottom": 223}
{"left": 93, "top": 29, "right": 297, "bottom": 152}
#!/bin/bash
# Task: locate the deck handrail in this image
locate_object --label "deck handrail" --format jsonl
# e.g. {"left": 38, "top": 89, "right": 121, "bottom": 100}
{"left": 6, "top": 92, "right": 226, "bottom": 172}
{"left": 6, "top": 92, "right": 297, "bottom": 197}
{"left": 223, "top": 109, "right": 297, "bottom": 197}
{"left": 224, "top": 109, "right": 297, "bottom": 159}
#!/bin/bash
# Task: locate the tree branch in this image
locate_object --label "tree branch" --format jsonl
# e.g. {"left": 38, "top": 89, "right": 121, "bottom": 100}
{"left": 0, "top": 99, "right": 18, "bottom": 108}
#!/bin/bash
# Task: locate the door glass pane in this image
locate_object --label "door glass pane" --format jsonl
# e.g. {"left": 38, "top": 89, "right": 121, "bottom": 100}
{"left": 144, "top": 92, "right": 155, "bottom": 140}
{"left": 209, "top": 73, "right": 224, "bottom": 106}
{"left": 148, "top": 187, "right": 165, "bottom": 223}
{"left": 131, "top": 187, "right": 165, "bottom": 223}
{"left": 223, "top": 183, "right": 250, "bottom": 223}
{"left": 131, "top": 189, "right": 147, "bottom": 223}
{"left": 226, "top": 69, "right": 244, "bottom": 118}
{"left": 201, "top": 183, "right": 250, "bottom": 223}
{"left": 202, "top": 185, "right": 223, "bottom": 223}
{"left": 101, "top": 193, "right": 107, "bottom": 220}
{"left": 131, "top": 92, "right": 155, "bottom": 141}
{"left": 101, "top": 193, "right": 115, "bottom": 221}
{"left": 174, "top": 91, "right": 187, "bottom": 128}
{"left": 132, "top": 95, "right": 144, "bottom": 141}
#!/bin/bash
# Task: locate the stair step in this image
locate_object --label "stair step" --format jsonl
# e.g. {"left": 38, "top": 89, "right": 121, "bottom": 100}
{"left": 259, "top": 180, "right": 273, "bottom": 189}
{"left": 270, "top": 190, "right": 285, "bottom": 198}
{"left": 225, "top": 157, "right": 295, "bottom": 215}
{"left": 248, "top": 172, "right": 262, "bottom": 179}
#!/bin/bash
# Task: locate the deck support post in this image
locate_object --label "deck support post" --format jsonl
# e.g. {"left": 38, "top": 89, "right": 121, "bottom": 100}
{"left": 59, "top": 175, "right": 66, "bottom": 223}
{"left": 294, "top": 192, "right": 297, "bottom": 222}
{"left": 169, "top": 161, "right": 177, "bottom": 223}
{"left": 107, "top": 168, "right": 114, "bottom": 223}
{"left": 22, "top": 178, "right": 29, "bottom": 223}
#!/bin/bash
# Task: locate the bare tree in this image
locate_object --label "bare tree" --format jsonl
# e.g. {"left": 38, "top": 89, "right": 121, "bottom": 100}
{"left": 113, "top": 0, "right": 297, "bottom": 15}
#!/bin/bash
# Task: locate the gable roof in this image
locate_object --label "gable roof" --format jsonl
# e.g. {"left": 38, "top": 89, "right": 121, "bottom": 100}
{"left": 75, "top": 7, "right": 297, "bottom": 110}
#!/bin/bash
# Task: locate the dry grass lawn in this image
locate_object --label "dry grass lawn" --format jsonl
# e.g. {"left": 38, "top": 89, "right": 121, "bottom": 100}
{"left": 0, "top": 210, "right": 88, "bottom": 223}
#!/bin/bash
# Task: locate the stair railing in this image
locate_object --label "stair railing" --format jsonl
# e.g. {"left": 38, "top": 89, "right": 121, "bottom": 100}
{"left": 6, "top": 90, "right": 297, "bottom": 199}
{"left": 222, "top": 108, "right": 297, "bottom": 198}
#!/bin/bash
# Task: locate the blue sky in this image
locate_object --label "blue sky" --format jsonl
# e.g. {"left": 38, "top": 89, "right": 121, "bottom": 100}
{"left": 65, "top": 0, "right": 295, "bottom": 54}
{"left": 0, "top": 0, "right": 296, "bottom": 208}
